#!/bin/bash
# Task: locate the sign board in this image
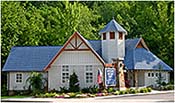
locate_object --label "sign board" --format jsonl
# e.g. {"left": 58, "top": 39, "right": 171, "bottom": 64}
{"left": 105, "top": 68, "right": 116, "bottom": 86}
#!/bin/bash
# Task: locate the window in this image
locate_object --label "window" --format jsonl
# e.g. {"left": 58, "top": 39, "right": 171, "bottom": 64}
{"left": 119, "top": 32, "right": 123, "bottom": 40}
{"left": 152, "top": 73, "right": 154, "bottom": 77}
{"left": 16, "top": 73, "right": 22, "bottom": 83}
{"left": 110, "top": 32, "right": 115, "bottom": 39}
{"left": 85, "top": 65, "right": 93, "bottom": 83}
{"left": 103, "top": 33, "right": 106, "bottom": 40}
{"left": 156, "top": 73, "right": 158, "bottom": 77}
{"left": 62, "top": 65, "right": 69, "bottom": 83}
{"left": 148, "top": 73, "right": 150, "bottom": 77}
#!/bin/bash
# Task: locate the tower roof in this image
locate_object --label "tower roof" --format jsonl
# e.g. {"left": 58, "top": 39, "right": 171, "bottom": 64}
{"left": 99, "top": 19, "right": 127, "bottom": 35}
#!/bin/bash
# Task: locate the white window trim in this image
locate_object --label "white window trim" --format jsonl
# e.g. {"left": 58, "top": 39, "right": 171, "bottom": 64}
{"left": 15, "top": 73, "right": 23, "bottom": 84}
{"left": 61, "top": 65, "right": 69, "bottom": 84}
{"left": 85, "top": 65, "right": 93, "bottom": 84}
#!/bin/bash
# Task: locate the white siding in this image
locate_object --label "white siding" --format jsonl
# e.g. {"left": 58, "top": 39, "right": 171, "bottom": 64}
{"left": 8, "top": 72, "right": 47, "bottom": 90}
{"left": 118, "top": 34, "right": 125, "bottom": 58}
{"left": 137, "top": 71, "right": 145, "bottom": 87}
{"left": 144, "top": 71, "right": 170, "bottom": 87}
{"left": 48, "top": 50, "right": 103, "bottom": 90}
{"left": 101, "top": 32, "right": 125, "bottom": 63}
{"left": 54, "top": 51, "right": 102, "bottom": 65}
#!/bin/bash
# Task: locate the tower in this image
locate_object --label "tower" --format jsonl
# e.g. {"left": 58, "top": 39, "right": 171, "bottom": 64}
{"left": 99, "top": 18, "right": 127, "bottom": 63}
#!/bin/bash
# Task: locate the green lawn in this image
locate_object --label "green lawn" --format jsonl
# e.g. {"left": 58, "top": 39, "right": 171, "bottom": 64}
{"left": 1, "top": 95, "right": 31, "bottom": 99}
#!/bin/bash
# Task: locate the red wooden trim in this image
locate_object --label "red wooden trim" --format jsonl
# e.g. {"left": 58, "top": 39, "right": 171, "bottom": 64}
{"left": 105, "top": 63, "right": 113, "bottom": 67}
{"left": 44, "top": 32, "right": 105, "bottom": 71}
{"left": 77, "top": 42, "right": 83, "bottom": 49}
{"left": 76, "top": 32, "right": 105, "bottom": 66}
{"left": 64, "top": 49, "right": 90, "bottom": 51}
{"left": 75, "top": 34, "right": 77, "bottom": 48}
{"left": 69, "top": 42, "right": 76, "bottom": 49}
{"left": 44, "top": 33, "right": 76, "bottom": 71}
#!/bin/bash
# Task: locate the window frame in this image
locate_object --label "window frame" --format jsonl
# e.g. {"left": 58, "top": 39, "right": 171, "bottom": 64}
{"left": 119, "top": 32, "right": 123, "bottom": 40}
{"left": 16, "top": 73, "right": 23, "bottom": 83}
{"left": 103, "top": 33, "right": 106, "bottom": 40}
{"left": 85, "top": 65, "right": 93, "bottom": 84}
{"left": 110, "top": 32, "right": 115, "bottom": 39}
{"left": 61, "top": 65, "right": 69, "bottom": 84}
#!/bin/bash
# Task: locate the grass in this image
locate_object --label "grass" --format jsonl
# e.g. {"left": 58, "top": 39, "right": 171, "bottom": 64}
{"left": 1, "top": 95, "right": 31, "bottom": 99}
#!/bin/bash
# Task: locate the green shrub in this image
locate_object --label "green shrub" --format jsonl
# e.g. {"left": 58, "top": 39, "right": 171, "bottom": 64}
{"left": 114, "top": 91, "right": 119, "bottom": 95}
{"left": 44, "top": 92, "right": 57, "bottom": 97}
{"left": 81, "top": 85, "right": 98, "bottom": 94}
{"left": 119, "top": 90, "right": 125, "bottom": 95}
{"left": 60, "top": 87, "right": 69, "bottom": 93}
{"left": 139, "top": 88, "right": 145, "bottom": 93}
{"left": 166, "top": 85, "right": 174, "bottom": 90}
{"left": 68, "top": 92, "right": 77, "bottom": 98}
{"left": 81, "top": 87, "right": 90, "bottom": 93}
{"left": 107, "top": 88, "right": 115, "bottom": 93}
{"left": 139, "top": 88, "right": 148, "bottom": 93}
{"left": 1, "top": 84, "right": 8, "bottom": 96}
{"left": 125, "top": 89, "right": 130, "bottom": 94}
{"left": 147, "top": 88, "right": 152, "bottom": 92}
{"left": 69, "top": 72, "right": 80, "bottom": 92}
{"left": 102, "top": 89, "right": 108, "bottom": 93}
{"left": 89, "top": 85, "right": 98, "bottom": 94}
{"left": 129, "top": 88, "right": 137, "bottom": 94}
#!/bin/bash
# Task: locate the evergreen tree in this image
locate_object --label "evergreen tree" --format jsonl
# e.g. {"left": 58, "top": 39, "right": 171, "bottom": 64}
{"left": 69, "top": 72, "right": 80, "bottom": 92}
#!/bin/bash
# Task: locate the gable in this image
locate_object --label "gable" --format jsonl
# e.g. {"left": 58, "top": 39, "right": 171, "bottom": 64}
{"left": 64, "top": 34, "right": 89, "bottom": 50}
{"left": 135, "top": 38, "right": 149, "bottom": 50}
{"left": 124, "top": 38, "right": 172, "bottom": 71}
{"left": 44, "top": 32, "right": 105, "bottom": 71}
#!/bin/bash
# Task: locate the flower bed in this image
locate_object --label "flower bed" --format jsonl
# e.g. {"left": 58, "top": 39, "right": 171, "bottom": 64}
{"left": 34, "top": 87, "right": 152, "bottom": 98}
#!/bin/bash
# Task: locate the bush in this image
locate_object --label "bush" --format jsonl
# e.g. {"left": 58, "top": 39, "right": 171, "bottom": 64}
{"left": 44, "top": 92, "right": 57, "bottom": 98}
{"left": 102, "top": 89, "right": 108, "bottom": 93}
{"left": 81, "top": 87, "right": 90, "bottom": 93}
{"left": 1, "top": 84, "right": 8, "bottom": 96}
{"left": 107, "top": 88, "right": 115, "bottom": 93}
{"left": 114, "top": 91, "right": 119, "bottom": 95}
{"left": 69, "top": 72, "right": 80, "bottom": 92}
{"left": 139, "top": 88, "right": 148, "bottom": 93}
{"left": 89, "top": 85, "right": 98, "bottom": 94}
{"left": 81, "top": 85, "right": 98, "bottom": 94}
{"left": 68, "top": 92, "right": 77, "bottom": 98}
{"left": 166, "top": 85, "right": 174, "bottom": 90}
{"left": 147, "top": 88, "right": 152, "bottom": 92}
{"left": 60, "top": 87, "right": 69, "bottom": 93}
{"left": 119, "top": 90, "right": 125, "bottom": 95}
{"left": 129, "top": 88, "right": 137, "bottom": 94}
{"left": 125, "top": 89, "right": 130, "bottom": 94}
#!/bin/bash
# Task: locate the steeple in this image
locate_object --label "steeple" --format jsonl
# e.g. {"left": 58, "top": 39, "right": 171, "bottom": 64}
{"left": 99, "top": 19, "right": 127, "bottom": 35}
{"left": 99, "top": 19, "right": 127, "bottom": 63}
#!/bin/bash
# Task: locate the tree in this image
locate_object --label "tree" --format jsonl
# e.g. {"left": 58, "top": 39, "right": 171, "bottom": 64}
{"left": 26, "top": 72, "right": 46, "bottom": 94}
{"left": 69, "top": 72, "right": 80, "bottom": 92}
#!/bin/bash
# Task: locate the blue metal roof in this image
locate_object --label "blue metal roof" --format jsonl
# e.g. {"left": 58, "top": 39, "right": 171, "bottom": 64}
{"left": 99, "top": 19, "right": 127, "bottom": 34}
{"left": 124, "top": 39, "right": 173, "bottom": 71}
{"left": 88, "top": 40, "right": 102, "bottom": 57}
{"left": 2, "top": 46, "right": 62, "bottom": 71}
{"left": 2, "top": 38, "right": 172, "bottom": 71}
{"left": 2, "top": 40, "right": 102, "bottom": 72}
